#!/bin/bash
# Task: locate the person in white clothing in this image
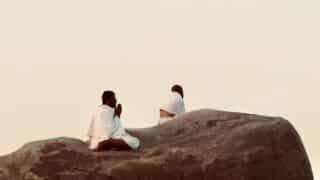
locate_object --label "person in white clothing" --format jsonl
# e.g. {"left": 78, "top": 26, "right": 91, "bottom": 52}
{"left": 159, "top": 85, "right": 186, "bottom": 125}
{"left": 88, "top": 90, "right": 140, "bottom": 151}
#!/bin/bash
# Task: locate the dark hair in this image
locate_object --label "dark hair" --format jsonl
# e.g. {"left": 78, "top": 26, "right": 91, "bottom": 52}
{"left": 102, "top": 90, "right": 115, "bottom": 104}
{"left": 171, "top": 84, "right": 184, "bottom": 98}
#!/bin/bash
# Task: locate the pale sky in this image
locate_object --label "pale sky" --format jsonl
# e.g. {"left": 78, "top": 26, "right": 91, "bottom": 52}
{"left": 0, "top": 0, "right": 319, "bottom": 178}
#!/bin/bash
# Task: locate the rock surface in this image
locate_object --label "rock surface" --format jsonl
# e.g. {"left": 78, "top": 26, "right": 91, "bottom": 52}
{"left": 0, "top": 109, "right": 313, "bottom": 180}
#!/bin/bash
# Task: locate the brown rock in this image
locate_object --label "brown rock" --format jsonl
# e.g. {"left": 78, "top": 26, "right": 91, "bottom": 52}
{"left": 0, "top": 109, "right": 314, "bottom": 180}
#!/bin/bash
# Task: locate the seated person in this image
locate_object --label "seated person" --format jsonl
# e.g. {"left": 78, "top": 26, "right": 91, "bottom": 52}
{"left": 87, "top": 90, "right": 140, "bottom": 151}
{"left": 159, "top": 84, "right": 186, "bottom": 125}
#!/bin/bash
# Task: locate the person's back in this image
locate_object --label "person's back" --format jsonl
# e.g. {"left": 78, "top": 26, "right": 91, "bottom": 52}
{"left": 88, "top": 104, "right": 116, "bottom": 150}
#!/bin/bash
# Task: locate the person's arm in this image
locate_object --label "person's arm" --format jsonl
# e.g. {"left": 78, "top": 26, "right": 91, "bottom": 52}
{"left": 111, "top": 104, "right": 123, "bottom": 136}
{"left": 87, "top": 116, "right": 94, "bottom": 139}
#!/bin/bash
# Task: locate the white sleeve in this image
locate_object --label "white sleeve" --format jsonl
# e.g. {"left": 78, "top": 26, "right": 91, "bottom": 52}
{"left": 112, "top": 116, "right": 127, "bottom": 137}
{"left": 115, "top": 116, "right": 125, "bottom": 131}
{"left": 181, "top": 101, "right": 186, "bottom": 113}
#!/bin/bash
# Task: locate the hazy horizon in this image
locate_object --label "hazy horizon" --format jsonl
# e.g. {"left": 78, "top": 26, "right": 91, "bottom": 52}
{"left": 0, "top": 0, "right": 319, "bottom": 178}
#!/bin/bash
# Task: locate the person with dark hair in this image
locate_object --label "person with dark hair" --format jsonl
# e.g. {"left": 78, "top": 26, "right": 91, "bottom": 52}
{"left": 159, "top": 84, "right": 186, "bottom": 125}
{"left": 87, "top": 90, "right": 140, "bottom": 151}
{"left": 171, "top": 85, "right": 184, "bottom": 98}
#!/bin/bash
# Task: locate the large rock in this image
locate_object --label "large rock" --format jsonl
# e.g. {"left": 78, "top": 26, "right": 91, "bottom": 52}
{"left": 0, "top": 109, "right": 313, "bottom": 180}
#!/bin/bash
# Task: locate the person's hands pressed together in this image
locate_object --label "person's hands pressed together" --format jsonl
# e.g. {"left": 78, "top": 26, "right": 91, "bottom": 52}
{"left": 115, "top": 104, "right": 122, "bottom": 118}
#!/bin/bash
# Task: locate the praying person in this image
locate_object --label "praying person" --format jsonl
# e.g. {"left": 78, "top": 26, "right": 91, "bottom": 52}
{"left": 88, "top": 90, "right": 140, "bottom": 151}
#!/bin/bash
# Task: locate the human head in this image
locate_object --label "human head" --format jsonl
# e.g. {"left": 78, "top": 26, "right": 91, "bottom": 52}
{"left": 171, "top": 84, "right": 184, "bottom": 98}
{"left": 102, "top": 90, "right": 117, "bottom": 108}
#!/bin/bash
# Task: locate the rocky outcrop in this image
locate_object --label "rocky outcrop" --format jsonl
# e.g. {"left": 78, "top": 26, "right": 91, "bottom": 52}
{"left": 0, "top": 109, "right": 313, "bottom": 180}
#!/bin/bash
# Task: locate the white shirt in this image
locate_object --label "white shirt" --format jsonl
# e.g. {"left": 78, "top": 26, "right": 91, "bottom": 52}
{"left": 161, "top": 92, "right": 185, "bottom": 115}
{"left": 87, "top": 105, "right": 117, "bottom": 150}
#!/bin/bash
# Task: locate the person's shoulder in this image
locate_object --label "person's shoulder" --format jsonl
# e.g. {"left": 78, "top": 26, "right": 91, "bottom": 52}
{"left": 92, "top": 105, "right": 111, "bottom": 114}
{"left": 100, "top": 105, "right": 115, "bottom": 114}
{"left": 92, "top": 105, "right": 114, "bottom": 121}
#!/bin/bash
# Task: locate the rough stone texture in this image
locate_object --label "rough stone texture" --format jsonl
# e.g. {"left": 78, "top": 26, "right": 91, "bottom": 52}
{"left": 0, "top": 109, "right": 314, "bottom": 180}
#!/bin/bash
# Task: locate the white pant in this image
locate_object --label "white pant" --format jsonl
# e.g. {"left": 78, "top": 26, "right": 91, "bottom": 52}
{"left": 112, "top": 133, "right": 140, "bottom": 150}
{"left": 112, "top": 117, "right": 140, "bottom": 150}
{"left": 159, "top": 117, "right": 173, "bottom": 125}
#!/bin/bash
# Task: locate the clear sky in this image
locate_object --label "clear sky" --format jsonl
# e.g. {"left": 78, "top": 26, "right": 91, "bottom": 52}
{"left": 0, "top": 0, "right": 319, "bottom": 177}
